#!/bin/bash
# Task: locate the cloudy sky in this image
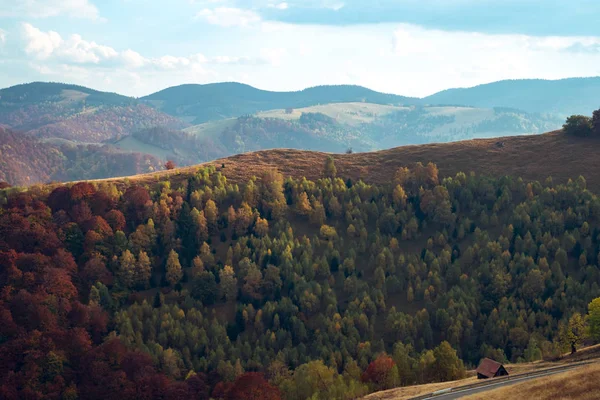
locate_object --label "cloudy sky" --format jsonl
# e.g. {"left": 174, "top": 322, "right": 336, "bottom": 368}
{"left": 0, "top": 0, "right": 599, "bottom": 97}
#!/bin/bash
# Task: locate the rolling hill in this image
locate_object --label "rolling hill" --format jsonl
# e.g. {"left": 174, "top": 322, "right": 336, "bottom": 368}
{"left": 423, "top": 77, "right": 600, "bottom": 115}
{"left": 0, "top": 127, "right": 163, "bottom": 186}
{"left": 141, "top": 82, "right": 418, "bottom": 124}
{"left": 141, "top": 78, "right": 600, "bottom": 124}
{"left": 0, "top": 82, "right": 188, "bottom": 142}
{"left": 0, "top": 78, "right": 596, "bottom": 185}
{"left": 98, "top": 130, "right": 600, "bottom": 194}
{"left": 111, "top": 103, "right": 563, "bottom": 168}
{"left": 2, "top": 126, "right": 600, "bottom": 400}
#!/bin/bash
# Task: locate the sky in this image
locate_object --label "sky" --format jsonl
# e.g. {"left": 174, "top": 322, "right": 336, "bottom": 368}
{"left": 0, "top": 0, "right": 599, "bottom": 98}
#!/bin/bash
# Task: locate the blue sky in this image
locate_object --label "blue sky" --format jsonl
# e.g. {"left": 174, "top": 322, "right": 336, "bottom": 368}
{"left": 0, "top": 0, "right": 599, "bottom": 97}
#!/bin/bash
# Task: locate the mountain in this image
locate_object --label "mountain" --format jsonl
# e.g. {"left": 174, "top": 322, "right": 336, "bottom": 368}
{"left": 2, "top": 129, "right": 600, "bottom": 399}
{"left": 141, "top": 82, "right": 418, "bottom": 124}
{"left": 112, "top": 103, "right": 564, "bottom": 169}
{"left": 0, "top": 126, "right": 163, "bottom": 186}
{"left": 423, "top": 77, "right": 600, "bottom": 115}
{"left": 107, "top": 129, "right": 600, "bottom": 194}
{"left": 0, "top": 82, "right": 188, "bottom": 142}
{"left": 0, "top": 78, "right": 596, "bottom": 185}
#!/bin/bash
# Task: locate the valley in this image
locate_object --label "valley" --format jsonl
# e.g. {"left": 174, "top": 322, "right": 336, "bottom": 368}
{"left": 0, "top": 78, "right": 589, "bottom": 186}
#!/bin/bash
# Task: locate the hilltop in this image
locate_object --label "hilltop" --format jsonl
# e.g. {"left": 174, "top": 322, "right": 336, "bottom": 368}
{"left": 2, "top": 128, "right": 600, "bottom": 400}
{"left": 0, "top": 78, "right": 596, "bottom": 185}
{"left": 141, "top": 82, "right": 417, "bottom": 124}
{"left": 0, "top": 82, "right": 187, "bottom": 142}
{"left": 99, "top": 130, "right": 600, "bottom": 194}
{"left": 423, "top": 77, "right": 600, "bottom": 115}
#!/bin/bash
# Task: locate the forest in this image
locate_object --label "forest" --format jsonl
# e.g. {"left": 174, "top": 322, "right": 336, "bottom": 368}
{"left": 2, "top": 156, "right": 600, "bottom": 399}
{"left": 0, "top": 127, "right": 163, "bottom": 186}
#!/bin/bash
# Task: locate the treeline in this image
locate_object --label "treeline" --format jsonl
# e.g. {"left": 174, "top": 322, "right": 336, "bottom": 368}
{"left": 2, "top": 158, "right": 600, "bottom": 399}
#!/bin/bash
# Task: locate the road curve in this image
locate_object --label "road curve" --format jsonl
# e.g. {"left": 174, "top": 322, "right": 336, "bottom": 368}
{"left": 420, "top": 364, "right": 584, "bottom": 400}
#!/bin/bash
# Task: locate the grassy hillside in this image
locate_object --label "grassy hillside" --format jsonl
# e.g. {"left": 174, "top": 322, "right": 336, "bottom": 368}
{"left": 140, "top": 104, "right": 560, "bottom": 170}
{"left": 464, "top": 363, "right": 600, "bottom": 400}
{"left": 105, "top": 130, "right": 600, "bottom": 194}
{"left": 424, "top": 77, "right": 600, "bottom": 115}
{"left": 142, "top": 82, "right": 418, "bottom": 124}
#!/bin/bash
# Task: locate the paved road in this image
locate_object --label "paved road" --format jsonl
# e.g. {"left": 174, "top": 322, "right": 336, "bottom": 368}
{"left": 420, "top": 365, "right": 584, "bottom": 400}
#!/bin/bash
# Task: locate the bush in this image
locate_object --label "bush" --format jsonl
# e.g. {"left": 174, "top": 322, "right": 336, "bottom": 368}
{"left": 563, "top": 115, "right": 592, "bottom": 136}
{"left": 592, "top": 109, "right": 600, "bottom": 136}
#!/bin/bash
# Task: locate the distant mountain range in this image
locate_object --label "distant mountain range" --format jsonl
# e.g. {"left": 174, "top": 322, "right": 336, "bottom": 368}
{"left": 143, "top": 82, "right": 418, "bottom": 124}
{"left": 0, "top": 77, "right": 597, "bottom": 185}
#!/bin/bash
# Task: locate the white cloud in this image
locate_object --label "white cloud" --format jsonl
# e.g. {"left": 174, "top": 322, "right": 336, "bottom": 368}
{"left": 22, "top": 23, "right": 63, "bottom": 59}
{"left": 121, "top": 49, "right": 147, "bottom": 68}
{"left": 195, "top": 7, "right": 261, "bottom": 27}
{"left": 22, "top": 23, "right": 118, "bottom": 63}
{"left": 0, "top": 29, "right": 6, "bottom": 45}
{"left": 0, "top": 0, "right": 101, "bottom": 20}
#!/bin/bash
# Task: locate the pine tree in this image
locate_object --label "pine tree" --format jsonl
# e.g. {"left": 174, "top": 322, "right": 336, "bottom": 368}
{"left": 166, "top": 250, "right": 183, "bottom": 286}
{"left": 219, "top": 265, "right": 238, "bottom": 301}
{"left": 118, "top": 250, "right": 136, "bottom": 288}
{"left": 135, "top": 251, "right": 152, "bottom": 288}
{"left": 323, "top": 156, "right": 337, "bottom": 179}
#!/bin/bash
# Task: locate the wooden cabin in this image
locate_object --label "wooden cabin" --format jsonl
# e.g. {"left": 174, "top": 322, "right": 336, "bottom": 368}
{"left": 476, "top": 358, "right": 509, "bottom": 379}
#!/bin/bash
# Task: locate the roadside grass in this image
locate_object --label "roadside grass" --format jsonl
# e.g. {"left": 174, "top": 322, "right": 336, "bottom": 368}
{"left": 463, "top": 363, "right": 600, "bottom": 400}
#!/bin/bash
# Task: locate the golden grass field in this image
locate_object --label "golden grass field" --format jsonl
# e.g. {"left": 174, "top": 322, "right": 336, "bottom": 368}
{"left": 463, "top": 363, "right": 600, "bottom": 400}
{"left": 93, "top": 130, "right": 600, "bottom": 195}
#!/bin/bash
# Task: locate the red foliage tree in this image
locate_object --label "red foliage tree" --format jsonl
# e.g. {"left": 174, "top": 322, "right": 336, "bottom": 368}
{"left": 105, "top": 209, "right": 127, "bottom": 232}
{"left": 69, "top": 182, "right": 96, "bottom": 202}
{"left": 226, "top": 372, "right": 281, "bottom": 400}
{"left": 361, "top": 354, "right": 396, "bottom": 386}
{"left": 47, "top": 186, "right": 71, "bottom": 212}
{"left": 165, "top": 160, "right": 176, "bottom": 170}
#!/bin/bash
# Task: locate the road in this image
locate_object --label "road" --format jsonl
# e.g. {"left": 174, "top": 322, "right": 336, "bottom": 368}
{"left": 419, "top": 364, "right": 584, "bottom": 400}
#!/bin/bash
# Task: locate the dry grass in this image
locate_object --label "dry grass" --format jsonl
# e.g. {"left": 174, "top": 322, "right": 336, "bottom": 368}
{"left": 362, "top": 377, "right": 479, "bottom": 400}
{"left": 361, "top": 345, "right": 600, "bottom": 400}
{"left": 88, "top": 131, "right": 600, "bottom": 196}
{"left": 463, "top": 363, "right": 600, "bottom": 400}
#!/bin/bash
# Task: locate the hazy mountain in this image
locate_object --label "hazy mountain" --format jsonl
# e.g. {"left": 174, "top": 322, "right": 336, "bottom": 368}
{"left": 0, "top": 126, "right": 163, "bottom": 186}
{"left": 141, "top": 82, "right": 419, "bottom": 124}
{"left": 0, "top": 78, "right": 595, "bottom": 185}
{"left": 109, "top": 103, "right": 564, "bottom": 170}
{"left": 0, "top": 82, "right": 188, "bottom": 141}
{"left": 423, "top": 77, "right": 600, "bottom": 115}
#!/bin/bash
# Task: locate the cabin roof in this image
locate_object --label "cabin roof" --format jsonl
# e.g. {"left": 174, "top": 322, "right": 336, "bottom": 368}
{"left": 476, "top": 358, "right": 504, "bottom": 378}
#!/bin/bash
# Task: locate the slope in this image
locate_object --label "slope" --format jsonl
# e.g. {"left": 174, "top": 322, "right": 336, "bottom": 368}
{"left": 97, "top": 130, "right": 600, "bottom": 194}
{"left": 0, "top": 127, "right": 163, "bottom": 186}
{"left": 0, "top": 82, "right": 188, "bottom": 142}
{"left": 424, "top": 77, "right": 600, "bottom": 115}
{"left": 141, "top": 82, "right": 418, "bottom": 124}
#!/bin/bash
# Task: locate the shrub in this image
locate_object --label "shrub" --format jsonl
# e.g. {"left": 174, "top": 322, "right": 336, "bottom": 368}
{"left": 592, "top": 108, "right": 600, "bottom": 136}
{"left": 563, "top": 115, "right": 592, "bottom": 136}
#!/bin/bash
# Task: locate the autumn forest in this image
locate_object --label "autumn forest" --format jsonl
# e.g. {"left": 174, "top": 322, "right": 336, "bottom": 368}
{"left": 1, "top": 153, "right": 600, "bottom": 399}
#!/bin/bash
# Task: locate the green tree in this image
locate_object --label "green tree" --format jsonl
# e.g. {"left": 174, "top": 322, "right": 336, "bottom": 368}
{"left": 563, "top": 115, "right": 592, "bottom": 136}
{"left": 219, "top": 265, "right": 238, "bottom": 301}
{"left": 560, "top": 313, "right": 586, "bottom": 354}
{"left": 118, "top": 250, "right": 136, "bottom": 288}
{"left": 135, "top": 250, "right": 152, "bottom": 288}
{"left": 432, "top": 341, "right": 465, "bottom": 382}
{"left": 324, "top": 156, "right": 337, "bottom": 179}
{"left": 166, "top": 250, "right": 183, "bottom": 286}
{"left": 587, "top": 297, "right": 600, "bottom": 342}
{"left": 592, "top": 108, "right": 600, "bottom": 136}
